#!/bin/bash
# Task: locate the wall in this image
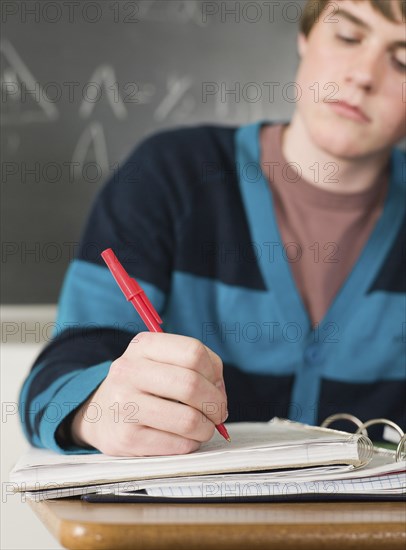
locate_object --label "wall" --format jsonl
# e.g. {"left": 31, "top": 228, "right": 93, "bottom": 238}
{"left": 2, "top": 0, "right": 301, "bottom": 304}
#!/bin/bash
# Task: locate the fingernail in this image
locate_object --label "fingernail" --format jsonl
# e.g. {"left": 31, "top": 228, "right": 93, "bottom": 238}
{"left": 215, "top": 380, "right": 226, "bottom": 393}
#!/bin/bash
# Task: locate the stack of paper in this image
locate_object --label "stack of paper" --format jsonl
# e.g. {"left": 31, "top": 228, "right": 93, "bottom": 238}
{"left": 115, "top": 452, "right": 405, "bottom": 500}
{"left": 9, "top": 418, "right": 405, "bottom": 501}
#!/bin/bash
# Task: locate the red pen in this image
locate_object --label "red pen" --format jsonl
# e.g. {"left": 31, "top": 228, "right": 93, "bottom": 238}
{"left": 101, "top": 248, "right": 230, "bottom": 442}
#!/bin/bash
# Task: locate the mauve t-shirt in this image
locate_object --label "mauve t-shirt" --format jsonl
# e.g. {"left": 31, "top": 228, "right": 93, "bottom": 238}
{"left": 260, "top": 124, "right": 389, "bottom": 326}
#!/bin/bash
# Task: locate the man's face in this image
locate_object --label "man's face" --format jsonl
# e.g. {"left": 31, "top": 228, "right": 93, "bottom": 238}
{"left": 295, "top": 0, "right": 405, "bottom": 159}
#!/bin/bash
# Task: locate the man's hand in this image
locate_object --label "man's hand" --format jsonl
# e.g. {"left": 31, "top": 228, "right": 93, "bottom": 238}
{"left": 70, "top": 332, "right": 228, "bottom": 456}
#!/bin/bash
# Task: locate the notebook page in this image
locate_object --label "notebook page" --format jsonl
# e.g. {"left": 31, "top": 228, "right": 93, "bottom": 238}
{"left": 106, "top": 450, "right": 405, "bottom": 496}
{"left": 143, "top": 472, "right": 406, "bottom": 498}
{"left": 12, "top": 418, "right": 359, "bottom": 470}
{"left": 24, "top": 464, "right": 353, "bottom": 501}
{"left": 10, "top": 418, "right": 372, "bottom": 491}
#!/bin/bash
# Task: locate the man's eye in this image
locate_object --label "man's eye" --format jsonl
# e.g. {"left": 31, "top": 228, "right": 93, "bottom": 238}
{"left": 393, "top": 58, "right": 406, "bottom": 72}
{"left": 393, "top": 50, "right": 406, "bottom": 72}
{"left": 336, "top": 34, "right": 360, "bottom": 44}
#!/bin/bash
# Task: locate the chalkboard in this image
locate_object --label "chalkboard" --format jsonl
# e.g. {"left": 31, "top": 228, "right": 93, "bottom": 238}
{"left": 2, "top": 1, "right": 306, "bottom": 303}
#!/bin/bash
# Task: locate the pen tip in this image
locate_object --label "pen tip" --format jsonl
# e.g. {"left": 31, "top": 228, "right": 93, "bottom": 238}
{"left": 217, "top": 423, "right": 231, "bottom": 442}
{"left": 226, "top": 437, "right": 231, "bottom": 442}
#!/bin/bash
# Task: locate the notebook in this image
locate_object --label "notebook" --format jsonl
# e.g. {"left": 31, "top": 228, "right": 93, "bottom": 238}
{"left": 97, "top": 450, "right": 404, "bottom": 500}
{"left": 9, "top": 416, "right": 406, "bottom": 502}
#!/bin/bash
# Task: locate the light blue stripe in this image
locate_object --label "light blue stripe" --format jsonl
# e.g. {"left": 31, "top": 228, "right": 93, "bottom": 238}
{"left": 32, "top": 370, "right": 81, "bottom": 408}
{"left": 165, "top": 272, "right": 303, "bottom": 375}
{"left": 39, "top": 361, "right": 111, "bottom": 454}
{"left": 19, "top": 362, "right": 51, "bottom": 442}
{"left": 165, "top": 271, "right": 405, "bottom": 380}
{"left": 30, "top": 369, "right": 82, "bottom": 433}
{"left": 322, "top": 291, "right": 405, "bottom": 381}
{"left": 54, "top": 259, "right": 166, "bottom": 336}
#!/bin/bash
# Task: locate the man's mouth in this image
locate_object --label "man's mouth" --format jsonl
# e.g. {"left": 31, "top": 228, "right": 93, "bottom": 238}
{"left": 325, "top": 100, "right": 371, "bottom": 123}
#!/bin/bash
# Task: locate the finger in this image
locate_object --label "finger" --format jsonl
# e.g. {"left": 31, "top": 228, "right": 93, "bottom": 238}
{"left": 125, "top": 393, "right": 216, "bottom": 442}
{"left": 125, "top": 332, "right": 217, "bottom": 382}
{"left": 107, "top": 425, "right": 201, "bottom": 457}
{"left": 203, "top": 346, "right": 224, "bottom": 384}
{"left": 131, "top": 362, "right": 227, "bottom": 425}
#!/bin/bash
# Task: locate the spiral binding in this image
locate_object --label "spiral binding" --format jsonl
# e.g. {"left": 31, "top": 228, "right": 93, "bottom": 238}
{"left": 321, "top": 413, "right": 405, "bottom": 463}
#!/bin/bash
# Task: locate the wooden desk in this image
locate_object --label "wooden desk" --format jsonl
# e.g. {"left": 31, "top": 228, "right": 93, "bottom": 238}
{"left": 29, "top": 498, "right": 406, "bottom": 550}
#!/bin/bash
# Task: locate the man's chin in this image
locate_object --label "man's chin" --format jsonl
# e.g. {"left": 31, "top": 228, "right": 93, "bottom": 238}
{"left": 310, "top": 126, "right": 372, "bottom": 161}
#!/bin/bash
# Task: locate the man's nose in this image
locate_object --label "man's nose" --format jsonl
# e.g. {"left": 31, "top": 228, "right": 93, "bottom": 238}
{"left": 344, "top": 48, "right": 382, "bottom": 91}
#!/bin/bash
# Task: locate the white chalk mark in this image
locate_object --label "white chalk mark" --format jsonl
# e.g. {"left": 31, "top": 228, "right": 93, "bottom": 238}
{"left": 175, "top": 1, "right": 208, "bottom": 27}
{"left": 71, "top": 122, "right": 109, "bottom": 180}
{"left": 137, "top": 1, "right": 208, "bottom": 26}
{"left": 3, "top": 67, "right": 20, "bottom": 99}
{"left": 79, "top": 65, "right": 127, "bottom": 120}
{"left": 0, "top": 39, "right": 59, "bottom": 125}
{"left": 154, "top": 75, "right": 193, "bottom": 122}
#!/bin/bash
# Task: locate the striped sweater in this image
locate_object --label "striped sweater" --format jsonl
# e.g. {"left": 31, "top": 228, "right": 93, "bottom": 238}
{"left": 19, "top": 121, "right": 406, "bottom": 453}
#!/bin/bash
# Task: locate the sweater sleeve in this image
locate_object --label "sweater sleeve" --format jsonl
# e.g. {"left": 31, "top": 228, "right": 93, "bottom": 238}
{"left": 18, "top": 130, "right": 181, "bottom": 454}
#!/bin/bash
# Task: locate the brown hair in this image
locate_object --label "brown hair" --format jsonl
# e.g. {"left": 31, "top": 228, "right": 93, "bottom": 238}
{"left": 300, "top": 0, "right": 406, "bottom": 36}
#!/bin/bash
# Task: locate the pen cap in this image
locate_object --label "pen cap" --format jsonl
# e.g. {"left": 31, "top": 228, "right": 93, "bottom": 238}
{"left": 101, "top": 248, "right": 140, "bottom": 300}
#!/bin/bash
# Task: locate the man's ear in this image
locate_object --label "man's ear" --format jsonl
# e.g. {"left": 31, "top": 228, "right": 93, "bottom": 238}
{"left": 298, "top": 33, "right": 308, "bottom": 58}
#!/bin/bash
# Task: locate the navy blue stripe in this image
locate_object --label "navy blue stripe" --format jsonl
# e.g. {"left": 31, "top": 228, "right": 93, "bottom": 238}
{"left": 77, "top": 124, "right": 265, "bottom": 290}
{"left": 318, "top": 378, "right": 406, "bottom": 439}
{"left": 175, "top": 175, "right": 266, "bottom": 288}
{"left": 225, "top": 369, "right": 406, "bottom": 435}
{"left": 173, "top": 129, "right": 265, "bottom": 289}
{"left": 33, "top": 327, "right": 134, "bottom": 372}
{"left": 369, "top": 213, "right": 406, "bottom": 293}
{"left": 223, "top": 363, "right": 294, "bottom": 422}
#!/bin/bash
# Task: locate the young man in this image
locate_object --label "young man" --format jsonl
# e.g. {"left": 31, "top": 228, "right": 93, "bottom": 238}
{"left": 19, "top": 0, "right": 405, "bottom": 455}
